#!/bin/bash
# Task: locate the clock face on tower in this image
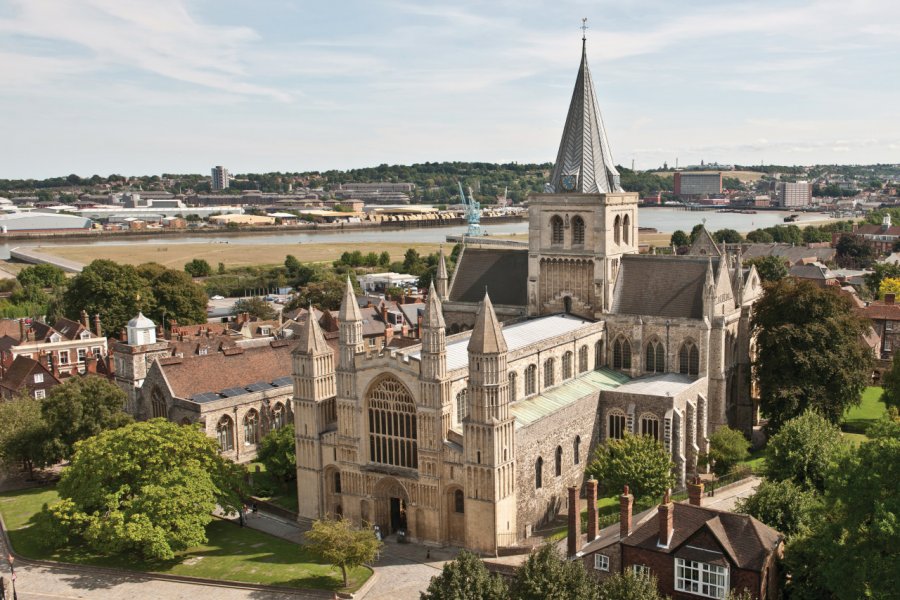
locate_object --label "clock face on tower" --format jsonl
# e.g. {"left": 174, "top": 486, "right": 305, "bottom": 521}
{"left": 561, "top": 174, "right": 577, "bottom": 192}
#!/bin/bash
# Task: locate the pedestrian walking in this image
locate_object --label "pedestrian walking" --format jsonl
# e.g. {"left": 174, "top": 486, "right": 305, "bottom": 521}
{"left": 251, "top": 501, "right": 258, "bottom": 518}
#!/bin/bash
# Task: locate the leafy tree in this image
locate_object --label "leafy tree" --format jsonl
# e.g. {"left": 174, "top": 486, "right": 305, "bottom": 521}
{"left": 670, "top": 230, "right": 690, "bottom": 248}
{"left": 879, "top": 276, "right": 900, "bottom": 299}
{"left": 744, "top": 256, "right": 787, "bottom": 283}
{"left": 17, "top": 264, "right": 66, "bottom": 289}
{"left": 378, "top": 251, "right": 391, "bottom": 267}
{"left": 703, "top": 426, "right": 750, "bottom": 474}
{"left": 257, "top": 424, "right": 296, "bottom": 482}
{"left": 713, "top": 228, "right": 742, "bottom": 244}
{"left": 134, "top": 261, "right": 167, "bottom": 281}
{"left": 184, "top": 258, "right": 212, "bottom": 277}
{"left": 746, "top": 229, "right": 774, "bottom": 243}
{"left": 864, "top": 262, "right": 900, "bottom": 295}
{"left": 232, "top": 297, "right": 276, "bottom": 320}
{"left": 41, "top": 376, "right": 132, "bottom": 459}
{"left": 0, "top": 396, "right": 56, "bottom": 478}
{"left": 40, "top": 419, "right": 244, "bottom": 561}
{"left": 765, "top": 410, "right": 843, "bottom": 491}
{"left": 689, "top": 223, "right": 704, "bottom": 243}
{"left": 288, "top": 277, "right": 354, "bottom": 311}
{"left": 597, "top": 570, "right": 666, "bottom": 600}
{"left": 217, "top": 262, "right": 226, "bottom": 274}
{"left": 588, "top": 433, "right": 675, "bottom": 502}
{"left": 835, "top": 234, "right": 874, "bottom": 269}
{"left": 880, "top": 354, "right": 900, "bottom": 412}
{"left": 735, "top": 478, "right": 821, "bottom": 538}
{"left": 420, "top": 549, "right": 508, "bottom": 600}
{"left": 752, "top": 278, "right": 872, "bottom": 432}
{"left": 148, "top": 269, "right": 209, "bottom": 325}
{"left": 64, "top": 260, "right": 155, "bottom": 334}
{"left": 284, "top": 254, "right": 301, "bottom": 276}
{"left": 305, "top": 518, "right": 381, "bottom": 587}
{"left": 509, "top": 544, "right": 599, "bottom": 600}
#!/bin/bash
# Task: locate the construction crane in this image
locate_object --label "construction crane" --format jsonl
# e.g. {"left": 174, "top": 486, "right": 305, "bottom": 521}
{"left": 458, "top": 181, "right": 485, "bottom": 237}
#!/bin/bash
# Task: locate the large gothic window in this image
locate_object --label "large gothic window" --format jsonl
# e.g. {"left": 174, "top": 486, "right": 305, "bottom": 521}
{"left": 623, "top": 214, "right": 631, "bottom": 245}
{"left": 151, "top": 386, "right": 167, "bottom": 419}
{"left": 572, "top": 216, "right": 585, "bottom": 246}
{"left": 508, "top": 372, "right": 517, "bottom": 403}
{"left": 613, "top": 337, "right": 632, "bottom": 370}
{"left": 551, "top": 215, "right": 564, "bottom": 245}
{"left": 679, "top": 341, "right": 700, "bottom": 377}
{"left": 579, "top": 345, "right": 589, "bottom": 373}
{"left": 525, "top": 364, "right": 537, "bottom": 396}
{"left": 645, "top": 339, "right": 665, "bottom": 373}
{"left": 641, "top": 414, "right": 660, "bottom": 441}
{"left": 544, "top": 357, "right": 555, "bottom": 387}
{"left": 456, "top": 388, "right": 468, "bottom": 424}
{"left": 217, "top": 415, "right": 234, "bottom": 452}
{"left": 608, "top": 410, "right": 626, "bottom": 440}
{"left": 272, "top": 402, "right": 285, "bottom": 430}
{"left": 614, "top": 215, "right": 622, "bottom": 245}
{"left": 367, "top": 376, "right": 418, "bottom": 469}
{"left": 562, "top": 351, "right": 573, "bottom": 380}
{"left": 243, "top": 409, "right": 259, "bottom": 446}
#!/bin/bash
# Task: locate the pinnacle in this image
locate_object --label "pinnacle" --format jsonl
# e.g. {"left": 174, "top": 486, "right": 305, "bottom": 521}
{"left": 338, "top": 275, "right": 362, "bottom": 322}
{"left": 424, "top": 281, "right": 446, "bottom": 329}
{"left": 467, "top": 291, "right": 507, "bottom": 354}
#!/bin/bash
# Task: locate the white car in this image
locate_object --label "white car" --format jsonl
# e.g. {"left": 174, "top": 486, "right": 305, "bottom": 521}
{"left": 210, "top": 295, "right": 225, "bottom": 300}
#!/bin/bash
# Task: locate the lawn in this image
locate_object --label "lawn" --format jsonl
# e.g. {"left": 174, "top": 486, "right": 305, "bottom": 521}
{"left": 0, "top": 486, "right": 369, "bottom": 592}
{"left": 248, "top": 462, "right": 298, "bottom": 514}
{"left": 843, "top": 386, "right": 888, "bottom": 434}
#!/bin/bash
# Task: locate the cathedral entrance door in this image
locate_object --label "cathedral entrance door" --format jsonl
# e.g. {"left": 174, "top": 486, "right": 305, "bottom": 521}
{"left": 390, "top": 497, "right": 407, "bottom": 533}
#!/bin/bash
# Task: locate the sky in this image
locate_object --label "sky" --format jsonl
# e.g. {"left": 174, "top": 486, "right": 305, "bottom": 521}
{"left": 1, "top": 0, "right": 899, "bottom": 179}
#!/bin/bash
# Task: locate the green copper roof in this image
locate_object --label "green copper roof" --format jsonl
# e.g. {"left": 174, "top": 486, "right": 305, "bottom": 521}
{"left": 511, "top": 367, "right": 630, "bottom": 429}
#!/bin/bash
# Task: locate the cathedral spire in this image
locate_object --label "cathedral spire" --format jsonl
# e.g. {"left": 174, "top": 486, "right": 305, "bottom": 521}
{"left": 548, "top": 36, "right": 622, "bottom": 194}
{"left": 424, "top": 281, "right": 446, "bottom": 329}
{"left": 468, "top": 291, "right": 507, "bottom": 354}
{"left": 338, "top": 275, "right": 362, "bottom": 322}
{"left": 296, "top": 304, "right": 329, "bottom": 355}
{"left": 436, "top": 246, "right": 449, "bottom": 300}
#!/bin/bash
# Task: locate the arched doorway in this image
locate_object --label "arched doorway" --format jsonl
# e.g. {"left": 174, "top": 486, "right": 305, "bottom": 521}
{"left": 373, "top": 477, "right": 410, "bottom": 536}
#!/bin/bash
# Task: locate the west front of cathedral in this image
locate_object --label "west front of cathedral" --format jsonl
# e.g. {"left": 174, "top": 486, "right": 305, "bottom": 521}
{"left": 292, "top": 40, "right": 762, "bottom": 554}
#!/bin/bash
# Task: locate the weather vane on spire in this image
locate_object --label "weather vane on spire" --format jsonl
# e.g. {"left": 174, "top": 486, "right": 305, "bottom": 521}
{"left": 581, "top": 17, "right": 588, "bottom": 41}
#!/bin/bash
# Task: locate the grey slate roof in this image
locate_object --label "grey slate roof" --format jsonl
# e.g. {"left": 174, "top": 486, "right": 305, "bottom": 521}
{"left": 611, "top": 255, "right": 709, "bottom": 319}
{"left": 448, "top": 247, "right": 528, "bottom": 306}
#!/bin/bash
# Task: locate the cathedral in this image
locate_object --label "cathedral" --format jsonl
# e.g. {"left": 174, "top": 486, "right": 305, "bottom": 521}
{"left": 292, "top": 39, "right": 762, "bottom": 554}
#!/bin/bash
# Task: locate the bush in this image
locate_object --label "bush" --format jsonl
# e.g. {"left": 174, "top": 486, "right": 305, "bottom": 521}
{"left": 703, "top": 426, "right": 750, "bottom": 475}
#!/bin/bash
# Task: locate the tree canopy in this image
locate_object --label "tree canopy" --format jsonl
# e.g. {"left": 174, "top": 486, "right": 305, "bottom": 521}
{"left": 305, "top": 518, "right": 381, "bottom": 587}
{"left": 232, "top": 297, "right": 276, "bottom": 320}
{"left": 17, "top": 264, "right": 66, "bottom": 289}
{"left": 420, "top": 550, "right": 508, "bottom": 600}
{"left": 765, "top": 410, "right": 843, "bottom": 492}
{"left": 735, "top": 478, "right": 820, "bottom": 539}
{"left": 64, "top": 260, "right": 154, "bottom": 334}
{"left": 509, "top": 545, "right": 600, "bottom": 600}
{"left": 752, "top": 278, "right": 873, "bottom": 432}
{"left": 744, "top": 256, "right": 787, "bottom": 283}
{"left": 880, "top": 354, "right": 900, "bottom": 412}
{"left": 588, "top": 433, "right": 675, "bottom": 502}
{"left": 0, "top": 395, "right": 55, "bottom": 477}
{"left": 704, "top": 426, "right": 750, "bottom": 475}
{"left": 256, "top": 424, "right": 296, "bottom": 482}
{"left": 39, "top": 419, "right": 244, "bottom": 561}
{"left": 147, "top": 268, "right": 209, "bottom": 326}
{"left": 670, "top": 230, "right": 690, "bottom": 248}
{"left": 184, "top": 258, "right": 212, "bottom": 277}
{"left": 597, "top": 570, "right": 667, "bottom": 600}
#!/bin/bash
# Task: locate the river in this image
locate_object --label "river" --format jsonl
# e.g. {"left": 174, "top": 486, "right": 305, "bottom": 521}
{"left": 0, "top": 208, "right": 833, "bottom": 259}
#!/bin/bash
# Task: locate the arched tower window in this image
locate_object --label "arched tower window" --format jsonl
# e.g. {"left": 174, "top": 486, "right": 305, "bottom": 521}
{"left": 679, "top": 341, "right": 700, "bottom": 377}
{"left": 535, "top": 457, "right": 543, "bottom": 489}
{"left": 574, "top": 435, "right": 581, "bottom": 464}
{"left": 367, "top": 375, "right": 418, "bottom": 469}
{"left": 544, "top": 357, "right": 555, "bottom": 387}
{"left": 456, "top": 388, "right": 468, "bottom": 424}
{"left": 613, "top": 337, "right": 632, "bottom": 370}
{"left": 623, "top": 214, "right": 631, "bottom": 245}
{"left": 151, "top": 386, "right": 167, "bottom": 419}
{"left": 579, "top": 345, "right": 589, "bottom": 373}
{"left": 562, "top": 351, "right": 573, "bottom": 379}
{"left": 640, "top": 413, "right": 660, "bottom": 440}
{"left": 243, "top": 409, "right": 259, "bottom": 446}
{"left": 525, "top": 364, "right": 537, "bottom": 395}
{"left": 508, "top": 372, "right": 517, "bottom": 403}
{"left": 608, "top": 410, "right": 626, "bottom": 440}
{"left": 216, "top": 415, "right": 234, "bottom": 452}
{"left": 334, "top": 471, "right": 342, "bottom": 493}
{"left": 572, "top": 216, "right": 585, "bottom": 246}
{"left": 272, "top": 402, "right": 285, "bottom": 430}
{"left": 551, "top": 215, "right": 564, "bottom": 245}
{"left": 645, "top": 339, "right": 665, "bottom": 373}
{"left": 614, "top": 215, "right": 622, "bottom": 245}
{"left": 555, "top": 446, "right": 563, "bottom": 476}
{"left": 454, "top": 489, "right": 465, "bottom": 513}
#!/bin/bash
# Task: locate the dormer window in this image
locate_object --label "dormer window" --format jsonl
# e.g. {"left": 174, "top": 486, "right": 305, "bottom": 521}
{"left": 50, "top": 334, "right": 61, "bottom": 343}
{"left": 34, "top": 373, "right": 43, "bottom": 384}
{"left": 260, "top": 327, "right": 271, "bottom": 336}
{"left": 80, "top": 331, "right": 91, "bottom": 340}
{"left": 198, "top": 347, "right": 208, "bottom": 356}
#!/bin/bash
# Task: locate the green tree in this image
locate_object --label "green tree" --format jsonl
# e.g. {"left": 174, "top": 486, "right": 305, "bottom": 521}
{"left": 17, "top": 264, "right": 66, "bottom": 289}
{"left": 378, "top": 251, "right": 391, "bottom": 267}
{"left": 284, "top": 254, "right": 301, "bottom": 276}
{"left": 865, "top": 262, "right": 900, "bottom": 295}
{"left": 703, "top": 426, "right": 750, "bottom": 474}
{"left": 0, "top": 395, "right": 56, "bottom": 478}
{"left": 765, "top": 410, "right": 843, "bottom": 491}
{"left": 256, "top": 424, "right": 296, "bottom": 482}
{"left": 597, "top": 570, "right": 666, "bottom": 600}
{"left": 588, "top": 433, "right": 675, "bottom": 502}
{"left": 744, "top": 256, "right": 788, "bottom": 283}
{"left": 40, "top": 419, "right": 244, "bottom": 561}
{"left": 713, "top": 228, "right": 743, "bottom": 244}
{"left": 217, "top": 262, "right": 226, "bottom": 274}
{"left": 148, "top": 269, "right": 208, "bottom": 325}
{"left": 41, "top": 376, "right": 132, "bottom": 459}
{"left": 509, "top": 544, "right": 599, "bottom": 600}
{"left": 184, "top": 258, "right": 212, "bottom": 277}
{"left": 420, "top": 549, "right": 508, "bottom": 600}
{"left": 689, "top": 223, "right": 704, "bottom": 243}
{"left": 305, "top": 518, "right": 382, "bottom": 588}
{"left": 880, "top": 354, "right": 900, "bottom": 411}
{"left": 64, "top": 260, "right": 154, "bottom": 334}
{"left": 288, "top": 277, "right": 353, "bottom": 311}
{"left": 835, "top": 234, "right": 874, "bottom": 269}
{"left": 232, "top": 297, "right": 276, "bottom": 320}
{"left": 746, "top": 229, "right": 774, "bottom": 243}
{"left": 752, "top": 278, "right": 872, "bottom": 432}
{"left": 735, "top": 478, "right": 820, "bottom": 538}
{"left": 670, "top": 230, "right": 690, "bottom": 248}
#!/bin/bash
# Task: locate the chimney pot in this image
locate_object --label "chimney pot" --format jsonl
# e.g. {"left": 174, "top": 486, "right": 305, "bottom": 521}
{"left": 620, "top": 485, "right": 634, "bottom": 539}
{"left": 688, "top": 477, "right": 705, "bottom": 506}
{"left": 586, "top": 478, "right": 599, "bottom": 541}
{"left": 567, "top": 485, "right": 580, "bottom": 558}
{"left": 658, "top": 489, "right": 675, "bottom": 547}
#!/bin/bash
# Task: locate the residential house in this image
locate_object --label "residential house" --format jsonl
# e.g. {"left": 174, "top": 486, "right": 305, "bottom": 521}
{"left": 0, "top": 355, "right": 60, "bottom": 399}
{"left": 0, "top": 313, "right": 108, "bottom": 377}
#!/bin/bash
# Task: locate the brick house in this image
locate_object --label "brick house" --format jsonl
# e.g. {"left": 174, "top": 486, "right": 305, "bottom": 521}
{"left": 574, "top": 481, "right": 783, "bottom": 600}
{"left": 0, "top": 313, "right": 108, "bottom": 377}
{"left": 0, "top": 355, "right": 60, "bottom": 399}
{"left": 860, "top": 294, "right": 900, "bottom": 360}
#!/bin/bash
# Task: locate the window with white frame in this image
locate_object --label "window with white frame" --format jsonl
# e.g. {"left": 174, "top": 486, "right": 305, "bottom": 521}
{"left": 593, "top": 554, "right": 609, "bottom": 571}
{"left": 632, "top": 564, "right": 651, "bottom": 578}
{"left": 33, "top": 373, "right": 43, "bottom": 384}
{"left": 887, "top": 321, "right": 894, "bottom": 331}
{"left": 57, "top": 351, "right": 69, "bottom": 365}
{"left": 886, "top": 339, "right": 893, "bottom": 352}
{"left": 77, "top": 348, "right": 87, "bottom": 363}
{"left": 34, "top": 389, "right": 46, "bottom": 400}
{"left": 675, "top": 558, "right": 729, "bottom": 599}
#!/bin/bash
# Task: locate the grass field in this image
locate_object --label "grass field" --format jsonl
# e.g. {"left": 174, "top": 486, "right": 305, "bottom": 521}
{"left": 843, "top": 386, "right": 887, "bottom": 434}
{"left": 249, "top": 462, "right": 298, "bottom": 513}
{"left": 0, "top": 486, "right": 369, "bottom": 591}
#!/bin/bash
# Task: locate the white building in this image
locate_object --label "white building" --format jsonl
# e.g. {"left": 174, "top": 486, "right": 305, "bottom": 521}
{"left": 212, "top": 166, "right": 230, "bottom": 191}
{"left": 778, "top": 181, "right": 812, "bottom": 208}
{"left": 357, "top": 272, "right": 420, "bottom": 293}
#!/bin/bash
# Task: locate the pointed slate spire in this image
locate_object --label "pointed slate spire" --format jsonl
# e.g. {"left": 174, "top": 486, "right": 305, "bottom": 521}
{"left": 548, "top": 39, "right": 622, "bottom": 194}
{"left": 297, "top": 304, "right": 329, "bottom": 354}
{"left": 705, "top": 257, "right": 715, "bottom": 290}
{"left": 436, "top": 246, "right": 449, "bottom": 300}
{"left": 424, "top": 281, "right": 446, "bottom": 329}
{"left": 468, "top": 291, "right": 507, "bottom": 354}
{"left": 338, "top": 275, "right": 362, "bottom": 322}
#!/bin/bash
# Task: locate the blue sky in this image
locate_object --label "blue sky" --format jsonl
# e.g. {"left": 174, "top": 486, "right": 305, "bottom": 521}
{"left": 1, "top": 0, "right": 899, "bottom": 178}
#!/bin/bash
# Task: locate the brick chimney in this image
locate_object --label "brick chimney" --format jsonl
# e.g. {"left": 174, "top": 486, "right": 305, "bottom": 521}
{"left": 688, "top": 476, "right": 705, "bottom": 507}
{"left": 18, "top": 319, "right": 24, "bottom": 341}
{"left": 886, "top": 293, "right": 896, "bottom": 306}
{"left": 383, "top": 323, "right": 394, "bottom": 344}
{"left": 620, "top": 485, "right": 634, "bottom": 539}
{"left": 586, "top": 478, "right": 599, "bottom": 541}
{"left": 120, "top": 327, "right": 127, "bottom": 341}
{"left": 93, "top": 314, "right": 102, "bottom": 337}
{"left": 567, "top": 485, "right": 580, "bottom": 557}
{"left": 80, "top": 310, "right": 89, "bottom": 329}
{"left": 658, "top": 489, "right": 674, "bottom": 547}
{"left": 85, "top": 355, "right": 98, "bottom": 374}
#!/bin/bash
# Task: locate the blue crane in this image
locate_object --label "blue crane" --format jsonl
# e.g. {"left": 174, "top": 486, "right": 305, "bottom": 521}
{"left": 458, "top": 181, "right": 485, "bottom": 237}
